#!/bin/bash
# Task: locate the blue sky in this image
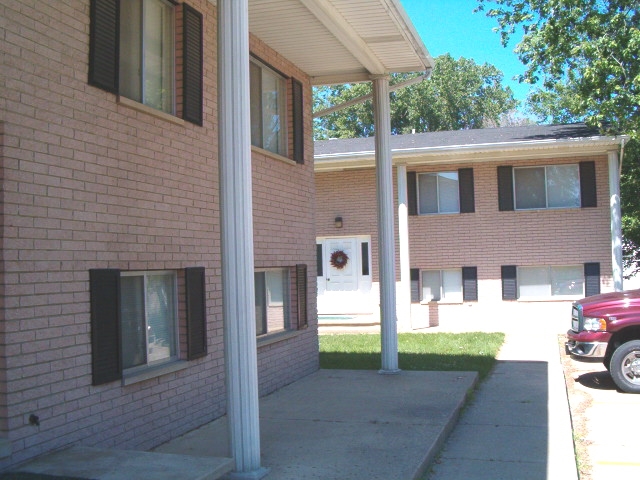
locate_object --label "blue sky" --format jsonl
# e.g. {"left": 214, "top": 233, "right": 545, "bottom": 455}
{"left": 400, "top": 0, "right": 530, "bottom": 106}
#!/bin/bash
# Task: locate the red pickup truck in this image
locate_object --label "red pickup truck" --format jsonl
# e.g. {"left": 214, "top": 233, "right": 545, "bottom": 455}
{"left": 566, "top": 288, "right": 640, "bottom": 393}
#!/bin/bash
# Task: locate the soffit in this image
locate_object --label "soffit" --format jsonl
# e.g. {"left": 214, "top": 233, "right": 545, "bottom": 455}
{"left": 246, "top": 0, "right": 433, "bottom": 84}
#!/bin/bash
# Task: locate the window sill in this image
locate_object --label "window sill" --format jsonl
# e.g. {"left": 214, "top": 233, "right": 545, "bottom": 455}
{"left": 122, "top": 360, "right": 190, "bottom": 386}
{"left": 251, "top": 146, "right": 297, "bottom": 166}
{"left": 257, "top": 329, "right": 301, "bottom": 348}
{"left": 517, "top": 296, "right": 582, "bottom": 302}
{"left": 117, "top": 96, "right": 185, "bottom": 126}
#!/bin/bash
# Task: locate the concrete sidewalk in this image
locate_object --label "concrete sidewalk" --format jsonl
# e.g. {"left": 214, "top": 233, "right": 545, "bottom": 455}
{"left": 10, "top": 369, "right": 477, "bottom": 480}
{"left": 426, "top": 327, "right": 579, "bottom": 480}
{"left": 155, "top": 369, "right": 478, "bottom": 480}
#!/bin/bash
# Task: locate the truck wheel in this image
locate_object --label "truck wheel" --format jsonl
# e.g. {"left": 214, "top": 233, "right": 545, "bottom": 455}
{"left": 609, "top": 340, "right": 640, "bottom": 393}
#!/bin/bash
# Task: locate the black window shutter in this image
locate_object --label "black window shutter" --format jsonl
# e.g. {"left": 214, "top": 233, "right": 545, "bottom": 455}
{"left": 88, "top": 0, "right": 119, "bottom": 94}
{"left": 316, "top": 244, "right": 323, "bottom": 277}
{"left": 497, "top": 166, "right": 514, "bottom": 211}
{"left": 90, "top": 269, "right": 122, "bottom": 385}
{"left": 361, "top": 242, "right": 370, "bottom": 276}
{"left": 186, "top": 267, "right": 207, "bottom": 360}
{"left": 296, "top": 264, "right": 308, "bottom": 329}
{"left": 579, "top": 161, "right": 597, "bottom": 208}
{"left": 410, "top": 268, "right": 420, "bottom": 303}
{"left": 183, "top": 4, "right": 203, "bottom": 126}
{"left": 501, "top": 265, "right": 517, "bottom": 301}
{"left": 292, "top": 79, "right": 304, "bottom": 164}
{"left": 462, "top": 267, "right": 478, "bottom": 302}
{"left": 458, "top": 168, "right": 475, "bottom": 213}
{"left": 407, "top": 171, "right": 418, "bottom": 216}
{"left": 584, "top": 263, "right": 601, "bottom": 297}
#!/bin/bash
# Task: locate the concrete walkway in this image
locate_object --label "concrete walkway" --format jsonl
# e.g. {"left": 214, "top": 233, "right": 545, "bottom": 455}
{"left": 155, "top": 369, "right": 478, "bottom": 480}
{"left": 426, "top": 326, "right": 579, "bottom": 480}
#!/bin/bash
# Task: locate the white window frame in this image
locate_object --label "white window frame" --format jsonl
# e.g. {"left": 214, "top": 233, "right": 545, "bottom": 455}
{"left": 250, "top": 58, "right": 288, "bottom": 157}
{"left": 513, "top": 164, "right": 581, "bottom": 210}
{"left": 421, "top": 269, "right": 463, "bottom": 303}
{"left": 517, "top": 265, "right": 584, "bottom": 300}
{"left": 119, "top": 0, "right": 176, "bottom": 115}
{"left": 417, "top": 172, "right": 460, "bottom": 215}
{"left": 255, "top": 268, "right": 291, "bottom": 337}
{"left": 120, "top": 270, "right": 179, "bottom": 375}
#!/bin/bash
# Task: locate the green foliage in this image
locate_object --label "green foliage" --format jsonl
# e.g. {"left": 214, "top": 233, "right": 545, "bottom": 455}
{"left": 313, "top": 54, "right": 519, "bottom": 139}
{"left": 319, "top": 332, "right": 505, "bottom": 380}
{"left": 477, "top": 0, "right": 640, "bottom": 276}
{"left": 476, "top": 0, "right": 640, "bottom": 139}
{"left": 621, "top": 139, "right": 640, "bottom": 277}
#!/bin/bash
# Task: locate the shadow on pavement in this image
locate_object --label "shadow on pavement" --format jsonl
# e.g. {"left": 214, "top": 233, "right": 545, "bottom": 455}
{"left": 575, "top": 370, "right": 618, "bottom": 391}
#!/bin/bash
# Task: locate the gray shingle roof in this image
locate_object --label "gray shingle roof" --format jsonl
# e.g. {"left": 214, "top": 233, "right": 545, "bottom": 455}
{"left": 315, "top": 123, "right": 603, "bottom": 156}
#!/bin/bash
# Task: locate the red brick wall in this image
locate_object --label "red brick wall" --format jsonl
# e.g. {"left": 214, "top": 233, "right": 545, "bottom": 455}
{"left": 0, "top": 0, "right": 317, "bottom": 467}
{"left": 316, "top": 155, "right": 613, "bottom": 324}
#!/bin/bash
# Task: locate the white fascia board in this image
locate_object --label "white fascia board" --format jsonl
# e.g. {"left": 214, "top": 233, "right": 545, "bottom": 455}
{"left": 382, "top": 0, "right": 434, "bottom": 70}
{"left": 314, "top": 136, "right": 628, "bottom": 171}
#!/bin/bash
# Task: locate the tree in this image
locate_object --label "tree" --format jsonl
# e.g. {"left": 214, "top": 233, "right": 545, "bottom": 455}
{"left": 313, "top": 54, "right": 518, "bottom": 139}
{"left": 476, "top": 0, "right": 640, "bottom": 137}
{"left": 476, "top": 0, "right": 640, "bottom": 276}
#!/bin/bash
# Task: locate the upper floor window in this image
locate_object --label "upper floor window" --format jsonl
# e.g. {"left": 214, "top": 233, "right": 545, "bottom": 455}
{"left": 250, "top": 59, "right": 287, "bottom": 156}
{"left": 89, "top": 0, "right": 203, "bottom": 124}
{"left": 408, "top": 168, "right": 475, "bottom": 216}
{"left": 514, "top": 165, "right": 580, "bottom": 210}
{"left": 418, "top": 172, "right": 460, "bottom": 214}
{"left": 120, "top": 0, "right": 175, "bottom": 114}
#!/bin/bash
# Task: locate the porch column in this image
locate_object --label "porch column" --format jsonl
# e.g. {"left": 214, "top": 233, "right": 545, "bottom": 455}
{"left": 372, "top": 75, "right": 399, "bottom": 373}
{"left": 608, "top": 150, "right": 624, "bottom": 291}
{"left": 218, "top": 1, "right": 268, "bottom": 478}
{"left": 397, "top": 164, "right": 411, "bottom": 330}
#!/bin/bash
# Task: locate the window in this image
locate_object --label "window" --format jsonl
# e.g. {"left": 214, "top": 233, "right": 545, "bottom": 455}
{"left": 119, "top": 0, "right": 175, "bottom": 114}
{"left": 514, "top": 165, "right": 580, "bottom": 210}
{"left": 250, "top": 59, "right": 287, "bottom": 156}
{"left": 89, "top": 0, "right": 203, "bottom": 124}
{"left": 408, "top": 168, "right": 474, "bottom": 215}
{"left": 517, "top": 266, "right": 584, "bottom": 299}
{"left": 418, "top": 172, "right": 460, "bottom": 214}
{"left": 255, "top": 269, "right": 290, "bottom": 336}
{"left": 502, "top": 264, "right": 598, "bottom": 301}
{"left": 121, "top": 271, "right": 177, "bottom": 370}
{"left": 89, "top": 267, "right": 207, "bottom": 386}
{"left": 421, "top": 269, "right": 463, "bottom": 302}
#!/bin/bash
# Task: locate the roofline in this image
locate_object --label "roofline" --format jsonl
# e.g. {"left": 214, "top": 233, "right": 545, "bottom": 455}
{"left": 314, "top": 135, "right": 629, "bottom": 172}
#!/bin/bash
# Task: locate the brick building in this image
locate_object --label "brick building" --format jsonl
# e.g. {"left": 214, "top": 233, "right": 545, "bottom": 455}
{"left": 0, "top": 0, "right": 432, "bottom": 474}
{"left": 315, "top": 125, "right": 627, "bottom": 330}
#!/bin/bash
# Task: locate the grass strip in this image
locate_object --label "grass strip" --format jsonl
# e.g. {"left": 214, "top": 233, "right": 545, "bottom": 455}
{"left": 319, "top": 332, "right": 504, "bottom": 380}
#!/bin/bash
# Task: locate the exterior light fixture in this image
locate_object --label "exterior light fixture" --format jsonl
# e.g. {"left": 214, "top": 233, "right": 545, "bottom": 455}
{"left": 334, "top": 216, "right": 343, "bottom": 228}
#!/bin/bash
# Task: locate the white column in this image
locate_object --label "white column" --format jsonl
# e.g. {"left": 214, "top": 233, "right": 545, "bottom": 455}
{"left": 608, "top": 150, "right": 624, "bottom": 291}
{"left": 372, "top": 75, "right": 399, "bottom": 374}
{"left": 218, "top": 1, "right": 268, "bottom": 478}
{"left": 397, "top": 164, "right": 411, "bottom": 331}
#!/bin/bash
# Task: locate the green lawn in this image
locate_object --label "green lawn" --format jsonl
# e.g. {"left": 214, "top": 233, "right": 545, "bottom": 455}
{"left": 319, "top": 332, "right": 505, "bottom": 381}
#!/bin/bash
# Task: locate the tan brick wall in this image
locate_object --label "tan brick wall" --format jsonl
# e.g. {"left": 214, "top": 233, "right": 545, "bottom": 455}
{"left": 0, "top": 0, "right": 317, "bottom": 467}
{"left": 316, "top": 155, "right": 614, "bottom": 324}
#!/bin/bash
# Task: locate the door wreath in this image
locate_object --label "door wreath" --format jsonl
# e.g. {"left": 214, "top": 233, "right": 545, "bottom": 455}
{"left": 330, "top": 250, "right": 349, "bottom": 269}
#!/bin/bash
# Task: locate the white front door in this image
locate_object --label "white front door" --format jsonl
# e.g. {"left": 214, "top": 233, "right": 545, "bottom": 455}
{"left": 317, "top": 236, "right": 374, "bottom": 315}
{"left": 324, "top": 237, "right": 358, "bottom": 291}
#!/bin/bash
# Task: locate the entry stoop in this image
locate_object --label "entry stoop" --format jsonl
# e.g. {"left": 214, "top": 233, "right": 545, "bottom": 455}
{"left": 11, "top": 446, "right": 234, "bottom": 480}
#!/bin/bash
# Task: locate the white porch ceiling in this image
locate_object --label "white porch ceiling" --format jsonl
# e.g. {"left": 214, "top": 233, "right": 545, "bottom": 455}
{"left": 246, "top": 0, "right": 433, "bottom": 85}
